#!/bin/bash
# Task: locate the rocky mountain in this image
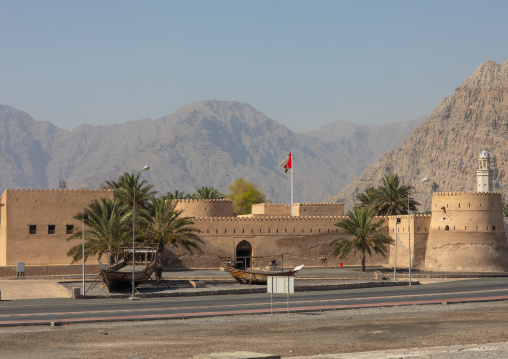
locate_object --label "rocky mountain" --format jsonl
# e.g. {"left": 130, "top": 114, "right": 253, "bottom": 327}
{"left": 0, "top": 101, "right": 425, "bottom": 203}
{"left": 328, "top": 60, "right": 508, "bottom": 211}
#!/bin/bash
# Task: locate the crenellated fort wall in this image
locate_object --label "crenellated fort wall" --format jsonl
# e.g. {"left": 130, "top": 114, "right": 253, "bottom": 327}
{"left": 166, "top": 201, "right": 349, "bottom": 268}
{"left": 166, "top": 214, "right": 389, "bottom": 269}
{"left": 1, "top": 186, "right": 507, "bottom": 275}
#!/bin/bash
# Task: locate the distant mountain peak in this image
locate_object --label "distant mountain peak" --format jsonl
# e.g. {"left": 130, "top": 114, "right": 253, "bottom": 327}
{"left": 459, "top": 60, "right": 508, "bottom": 89}
{"left": 174, "top": 100, "right": 259, "bottom": 118}
{"left": 331, "top": 59, "right": 508, "bottom": 210}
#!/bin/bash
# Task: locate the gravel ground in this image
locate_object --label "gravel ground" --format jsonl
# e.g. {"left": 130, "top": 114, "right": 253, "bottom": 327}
{"left": 1, "top": 298, "right": 508, "bottom": 358}
{"left": 3, "top": 268, "right": 508, "bottom": 358}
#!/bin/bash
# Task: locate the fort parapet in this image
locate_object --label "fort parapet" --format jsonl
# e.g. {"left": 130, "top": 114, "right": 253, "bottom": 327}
{"left": 294, "top": 203, "right": 344, "bottom": 217}
{"left": 251, "top": 203, "right": 291, "bottom": 216}
{"left": 175, "top": 199, "right": 234, "bottom": 217}
{"left": 251, "top": 202, "right": 344, "bottom": 217}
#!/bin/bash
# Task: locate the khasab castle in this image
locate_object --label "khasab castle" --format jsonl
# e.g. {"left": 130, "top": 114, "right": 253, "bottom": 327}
{"left": 0, "top": 151, "right": 507, "bottom": 276}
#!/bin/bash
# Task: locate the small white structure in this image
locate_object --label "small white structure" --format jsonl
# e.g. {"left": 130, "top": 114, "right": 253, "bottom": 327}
{"left": 476, "top": 150, "right": 493, "bottom": 192}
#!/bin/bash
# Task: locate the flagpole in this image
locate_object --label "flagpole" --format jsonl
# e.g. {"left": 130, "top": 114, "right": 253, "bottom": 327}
{"left": 291, "top": 151, "right": 293, "bottom": 216}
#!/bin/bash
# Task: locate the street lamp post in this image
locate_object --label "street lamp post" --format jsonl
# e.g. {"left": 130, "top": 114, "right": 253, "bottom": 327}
{"left": 394, "top": 217, "right": 400, "bottom": 282}
{"left": 131, "top": 165, "right": 150, "bottom": 300}
{"left": 82, "top": 212, "right": 88, "bottom": 296}
{"left": 408, "top": 177, "right": 429, "bottom": 286}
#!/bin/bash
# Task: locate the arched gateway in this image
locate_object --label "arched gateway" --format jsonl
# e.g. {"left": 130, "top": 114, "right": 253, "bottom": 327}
{"left": 235, "top": 240, "right": 252, "bottom": 269}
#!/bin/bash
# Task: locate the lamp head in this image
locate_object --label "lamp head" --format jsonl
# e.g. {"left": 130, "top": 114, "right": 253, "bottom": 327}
{"left": 142, "top": 165, "right": 150, "bottom": 172}
{"left": 421, "top": 177, "right": 429, "bottom": 182}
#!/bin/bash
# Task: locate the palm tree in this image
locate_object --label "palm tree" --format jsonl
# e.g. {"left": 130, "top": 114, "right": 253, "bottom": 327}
{"left": 193, "top": 186, "right": 224, "bottom": 199}
{"left": 331, "top": 207, "right": 393, "bottom": 272}
{"left": 165, "top": 190, "right": 191, "bottom": 200}
{"left": 354, "top": 186, "right": 379, "bottom": 211}
{"left": 67, "top": 198, "right": 132, "bottom": 263}
{"left": 372, "top": 174, "right": 419, "bottom": 215}
{"left": 104, "top": 172, "right": 157, "bottom": 211}
{"left": 145, "top": 196, "right": 203, "bottom": 282}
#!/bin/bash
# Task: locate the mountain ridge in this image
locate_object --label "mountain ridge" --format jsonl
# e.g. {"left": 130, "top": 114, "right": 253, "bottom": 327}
{"left": 0, "top": 100, "right": 425, "bottom": 202}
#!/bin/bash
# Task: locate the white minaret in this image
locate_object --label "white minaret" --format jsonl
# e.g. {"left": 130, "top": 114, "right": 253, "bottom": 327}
{"left": 476, "top": 150, "right": 493, "bottom": 192}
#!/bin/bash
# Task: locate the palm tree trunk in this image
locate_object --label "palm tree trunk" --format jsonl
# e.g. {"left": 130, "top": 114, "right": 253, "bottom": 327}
{"left": 361, "top": 254, "right": 366, "bottom": 272}
{"left": 155, "top": 242, "right": 164, "bottom": 284}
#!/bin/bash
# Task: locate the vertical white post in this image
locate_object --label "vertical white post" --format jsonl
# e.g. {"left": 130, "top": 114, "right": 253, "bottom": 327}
{"left": 287, "top": 278, "right": 290, "bottom": 313}
{"left": 132, "top": 188, "right": 136, "bottom": 299}
{"left": 394, "top": 220, "right": 398, "bottom": 283}
{"left": 82, "top": 215, "right": 86, "bottom": 296}
{"left": 290, "top": 151, "right": 293, "bottom": 216}
{"left": 291, "top": 167, "right": 293, "bottom": 216}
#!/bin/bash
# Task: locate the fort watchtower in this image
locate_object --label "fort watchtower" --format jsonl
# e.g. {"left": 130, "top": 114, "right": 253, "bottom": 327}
{"left": 175, "top": 199, "right": 234, "bottom": 217}
{"left": 424, "top": 191, "right": 508, "bottom": 272}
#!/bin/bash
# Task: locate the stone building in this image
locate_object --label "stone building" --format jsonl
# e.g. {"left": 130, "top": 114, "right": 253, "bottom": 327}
{"left": 0, "top": 189, "right": 114, "bottom": 276}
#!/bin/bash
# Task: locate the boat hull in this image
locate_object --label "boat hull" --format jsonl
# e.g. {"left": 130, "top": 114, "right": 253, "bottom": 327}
{"left": 98, "top": 246, "right": 159, "bottom": 292}
{"left": 101, "top": 263, "right": 156, "bottom": 291}
{"left": 225, "top": 268, "right": 299, "bottom": 285}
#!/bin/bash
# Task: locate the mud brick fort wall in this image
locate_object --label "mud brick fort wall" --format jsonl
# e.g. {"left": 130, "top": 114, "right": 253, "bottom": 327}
{"left": 0, "top": 186, "right": 507, "bottom": 276}
{"left": 0, "top": 189, "right": 114, "bottom": 276}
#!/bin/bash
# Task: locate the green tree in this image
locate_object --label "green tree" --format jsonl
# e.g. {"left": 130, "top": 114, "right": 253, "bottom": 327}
{"left": 192, "top": 186, "right": 224, "bottom": 199}
{"left": 331, "top": 207, "right": 393, "bottom": 272}
{"left": 226, "top": 178, "right": 266, "bottom": 214}
{"left": 372, "top": 174, "right": 419, "bottom": 215}
{"left": 145, "top": 196, "right": 203, "bottom": 282}
{"left": 503, "top": 203, "right": 508, "bottom": 217}
{"left": 66, "top": 198, "right": 132, "bottom": 263}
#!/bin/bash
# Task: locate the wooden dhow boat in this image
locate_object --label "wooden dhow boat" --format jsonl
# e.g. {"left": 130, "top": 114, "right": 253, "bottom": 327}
{"left": 225, "top": 264, "right": 304, "bottom": 285}
{"left": 98, "top": 245, "right": 158, "bottom": 292}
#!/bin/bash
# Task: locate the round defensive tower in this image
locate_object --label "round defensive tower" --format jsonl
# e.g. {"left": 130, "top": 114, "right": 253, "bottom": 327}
{"left": 174, "top": 199, "right": 234, "bottom": 218}
{"left": 424, "top": 191, "right": 508, "bottom": 272}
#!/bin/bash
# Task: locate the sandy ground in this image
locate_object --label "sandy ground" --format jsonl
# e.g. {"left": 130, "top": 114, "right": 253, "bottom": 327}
{"left": 0, "top": 279, "right": 71, "bottom": 300}
{"left": 1, "top": 299, "right": 508, "bottom": 358}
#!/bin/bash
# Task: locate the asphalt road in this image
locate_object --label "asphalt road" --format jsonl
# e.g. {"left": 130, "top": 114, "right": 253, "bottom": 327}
{"left": 1, "top": 277, "right": 508, "bottom": 326}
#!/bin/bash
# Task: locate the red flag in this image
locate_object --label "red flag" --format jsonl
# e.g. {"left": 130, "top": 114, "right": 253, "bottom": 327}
{"left": 280, "top": 152, "right": 292, "bottom": 173}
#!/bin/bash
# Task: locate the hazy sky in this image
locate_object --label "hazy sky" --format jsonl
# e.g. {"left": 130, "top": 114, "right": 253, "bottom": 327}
{"left": 1, "top": 1, "right": 507, "bottom": 132}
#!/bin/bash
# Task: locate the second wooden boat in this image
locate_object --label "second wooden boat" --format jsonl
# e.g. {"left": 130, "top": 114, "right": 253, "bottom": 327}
{"left": 225, "top": 265, "right": 304, "bottom": 285}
